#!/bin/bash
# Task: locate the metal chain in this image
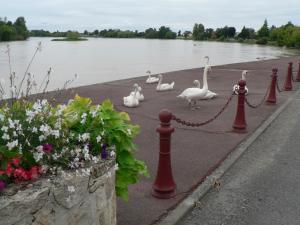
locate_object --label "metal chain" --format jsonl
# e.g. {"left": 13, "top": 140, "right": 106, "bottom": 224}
{"left": 172, "top": 92, "right": 235, "bottom": 127}
{"left": 245, "top": 84, "right": 270, "bottom": 109}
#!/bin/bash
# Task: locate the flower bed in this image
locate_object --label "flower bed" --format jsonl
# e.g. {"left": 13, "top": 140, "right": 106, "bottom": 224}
{"left": 0, "top": 95, "right": 148, "bottom": 201}
{"left": 0, "top": 159, "right": 116, "bottom": 225}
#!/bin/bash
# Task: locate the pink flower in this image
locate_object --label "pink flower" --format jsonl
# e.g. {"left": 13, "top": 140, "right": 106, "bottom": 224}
{"left": 12, "top": 158, "right": 20, "bottom": 166}
{"left": 42, "top": 144, "right": 53, "bottom": 154}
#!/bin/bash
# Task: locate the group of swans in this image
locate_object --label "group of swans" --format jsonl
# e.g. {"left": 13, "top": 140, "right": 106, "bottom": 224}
{"left": 146, "top": 71, "right": 175, "bottom": 91}
{"left": 123, "top": 71, "right": 175, "bottom": 107}
{"left": 123, "top": 56, "right": 249, "bottom": 109}
{"left": 177, "top": 56, "right": 218, "bottom": 107}
{"left": 123, "top": 83, "right": 144, "bottom": 108}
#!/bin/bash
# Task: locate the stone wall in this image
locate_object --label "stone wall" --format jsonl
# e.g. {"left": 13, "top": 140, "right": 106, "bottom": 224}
{"left": 0, "top": 160, "right": 116, "bottom": 225}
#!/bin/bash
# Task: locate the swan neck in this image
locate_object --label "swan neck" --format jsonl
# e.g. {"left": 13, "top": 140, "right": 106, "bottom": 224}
{"left": 203, "top": 68, "right": 208, "bottom": 90}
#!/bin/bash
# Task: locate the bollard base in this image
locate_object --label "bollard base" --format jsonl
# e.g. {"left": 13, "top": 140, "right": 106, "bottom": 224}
{"left": 151, "top": 189, "right": 176, "bottom": 199}
{"left": 232, "top": 127, "right": 247, "bottom": 133}
{"left": 265, "top": 100, "right": 276, "bottom": 105}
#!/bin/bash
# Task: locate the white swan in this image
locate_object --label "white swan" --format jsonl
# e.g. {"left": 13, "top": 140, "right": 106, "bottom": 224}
{"left": 233, "top": 70, "right": 249, "bottom": 95}
{"left": 177, "top": 67, "right": 209, "bottom": 107}
{"left": 123, "top": 84, "right": 139, "bottom": 107}
{"left": 156, "top": 74, "right": 175, "bottom": 91}
{"left": 130, "top": 85, "right": 144, "bottom": 101}
{"left": 146, "top": 70, "right": 159, "bottom": 84}
{"left": 199, "top": 56, "right": 218, "bottom": 100}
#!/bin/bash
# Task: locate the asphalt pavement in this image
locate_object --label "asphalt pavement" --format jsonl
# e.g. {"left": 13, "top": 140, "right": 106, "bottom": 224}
{"left": 178, "top": 89, "right": 300, "bottom": 225}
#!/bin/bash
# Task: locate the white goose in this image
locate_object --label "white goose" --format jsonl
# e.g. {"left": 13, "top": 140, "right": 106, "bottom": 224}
{"left": 156, "top": 74, "right": 175, "bottom": 91}
{"left": 200, "top": 56, "right": 218, "bottom": 99}
{"left": 130, "top": 85, "right": 144, "bottom": 101}
{"left": 233, "top": 70, "right": 249, "bottom": 95}
{"left": 146, "top": 70, "right": 159, "bottom": 84}
{"left": 123, "top": 84, "right": 139, "bottom": 107}
{"left": 177, "top": 67, "right": 209, "bottom": 107}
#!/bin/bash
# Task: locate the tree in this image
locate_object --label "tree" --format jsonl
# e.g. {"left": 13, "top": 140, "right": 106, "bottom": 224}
{"left": 258, "top": 19, "right": 270, "bottom": 38}
{"left": 144, "top": 28, "right": 158, "bottom": 39}
{"left": 192, "top": 23, "right": 205, "bottom": 40}
{"left": 177, "top": 30, "right": 181, "bottom": 37}
{"left": 13, "top": 17, "right": 28, "bottom": 39}
{"left": 93, "top": 29, "right": 99, "bottom": 35}
{"left": 66, "top": 31, "right": 80, "bottom": 40}
{"left": 238, "top": 26, "right": 251, "bottom": 39}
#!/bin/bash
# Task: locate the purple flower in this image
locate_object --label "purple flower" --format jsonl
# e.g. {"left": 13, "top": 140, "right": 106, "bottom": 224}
{"left": 0, "top": 180, "right": 6, "bottom": 190}
{"left": 42, "top": 144, "right": 53, "bottom": 154}
{"left": 101, "top": 144, "right": 107, "bottom": 159}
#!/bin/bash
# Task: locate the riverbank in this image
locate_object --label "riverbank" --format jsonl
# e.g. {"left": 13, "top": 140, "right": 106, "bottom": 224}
{"left": 51, "top": 56, "right": 299, "bottom": 225}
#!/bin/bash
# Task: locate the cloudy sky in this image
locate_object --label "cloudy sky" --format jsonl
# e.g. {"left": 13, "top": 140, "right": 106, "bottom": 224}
{"left": 1, "top": 0, "right": 300, "bottom": 32}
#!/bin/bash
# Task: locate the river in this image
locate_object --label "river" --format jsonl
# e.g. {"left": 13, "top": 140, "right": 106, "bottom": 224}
{"left": 0, "top": 37, "right": 298, "bottom": 92}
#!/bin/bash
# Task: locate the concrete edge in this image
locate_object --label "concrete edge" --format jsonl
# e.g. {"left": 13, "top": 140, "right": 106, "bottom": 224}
{"left": 155, "top": 87, "right": 300, "bottom": 225}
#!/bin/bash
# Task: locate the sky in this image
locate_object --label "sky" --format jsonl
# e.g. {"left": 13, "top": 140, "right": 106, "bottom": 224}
{"left": 1, "top": 0, "right": 300, "bottom": 32}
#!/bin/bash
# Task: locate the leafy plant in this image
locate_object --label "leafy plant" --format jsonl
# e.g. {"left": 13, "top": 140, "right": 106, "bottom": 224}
{"left": 0, "top": 96, "right": 148, "bottom": 201}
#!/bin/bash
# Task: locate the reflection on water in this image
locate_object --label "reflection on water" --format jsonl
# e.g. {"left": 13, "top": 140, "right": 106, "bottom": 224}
{"left": 0, "top": 37, "right": 298, "bottom": 91}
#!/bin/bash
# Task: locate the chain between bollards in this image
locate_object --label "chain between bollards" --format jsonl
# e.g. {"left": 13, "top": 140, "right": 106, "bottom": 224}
{"left": 245, "top": 85, "right": 270, "bottom": 109}
{"left": 172, "top": 92, "right": 235, "bottom": 127}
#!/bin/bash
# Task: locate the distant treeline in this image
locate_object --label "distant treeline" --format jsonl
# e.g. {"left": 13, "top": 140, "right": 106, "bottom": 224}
{"left": 192, "top": 20, "right": 300, "bottom": 48}
{"left": 31, "top": 26, "right": 177, "bottom": 39}
{"left": 0, "top": 17, "right": 28, "bottom": 41}
{"left": 2, "top": 16, "right": 300, "bottom": 48}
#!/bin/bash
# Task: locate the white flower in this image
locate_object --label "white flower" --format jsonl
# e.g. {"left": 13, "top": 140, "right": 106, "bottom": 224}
{"left": 32, "top": 127, "right": 38, "bottom": 133}
{"left": 39, "top": 135, "right": 46, "bottom": 142}
{"left": 26, "top": 110, "right": 35, "bottom": 122}
{"left": 2, "top": 133, "right": 10, "bottom": 140}
{"left": 1, "top": 126, "right": 8, "bottom": 132}
{"left": 92, "top": 156, "right": 99, "bottom": 163}
{"left": 52, "top": 153, "right": 58, "bottom": 160}
{"left": 13, "top": 131, "right": 17, "bottom": 137}
{"left": 33, "top": 151, "right": 44, "bottom": 162}
{"left": 40, "top": 124, "right": 50, "bottom": 133}
{"left": 41, "top": 99, "right": 48, "bottom": 106}
{"left": 84, "top": 153, "right": 90, "bottom": 160}
{"left": 96, "top": 135, "right": 102, "bottom": 143}
{"left": 6, "top": 140, "right": 18, "bottom": 150}
{"left": 0, "top": 113, "right": 4, "bottom": 121}
{"left": 8, "top": 118, "right": 14, "bottom": 128}
{"left": 110, "top": 151, "right": 116, "bottom": 158}
{"left": 90, "top": 110, "right": 97, "bottom": 118}
{"left": 127, "top": 129, "right": 132, "bottom": 135}
{"left": 36, "top": 145, "right": 43, "bottom": 152}
{"left": 79, "top": 133, "right": 90, "bottom": 142}
{"left": 51, "top": 130, "right": 60, "bottom": 138}
{"left": 67, "top": 186, "right": 75, "bottom": 193}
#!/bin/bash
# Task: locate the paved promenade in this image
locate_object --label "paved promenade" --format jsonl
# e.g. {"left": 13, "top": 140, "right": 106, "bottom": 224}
{"left": 57, "top": 56, "right": 299, "bottom": 225}
{"left": 179, "top": 84, "right": 300, "bottom": 225}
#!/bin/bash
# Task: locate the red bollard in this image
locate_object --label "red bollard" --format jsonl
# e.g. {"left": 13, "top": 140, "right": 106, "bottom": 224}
{"left": 284, "top": 62, "right": 293, "bottom": 91}
{"left": 296, "top": 62, "right": 300, "bottom": 82}
{"left": 152, "top": 109, "right": 176, "bottom": 199}
{"left": 233, "top": 80, "right": 247, "bottom": 132}
{"left": 266, "top": 68, "right": 278, "bottom": 105}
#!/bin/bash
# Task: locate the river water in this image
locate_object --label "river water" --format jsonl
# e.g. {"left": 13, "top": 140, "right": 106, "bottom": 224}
{"left": 0, "top": 37, "right": 298, "bottom": 92}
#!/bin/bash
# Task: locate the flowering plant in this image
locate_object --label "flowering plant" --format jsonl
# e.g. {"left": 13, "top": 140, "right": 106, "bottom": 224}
{"left": 0, "top": 95, "right": 148, "bottom": 200}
